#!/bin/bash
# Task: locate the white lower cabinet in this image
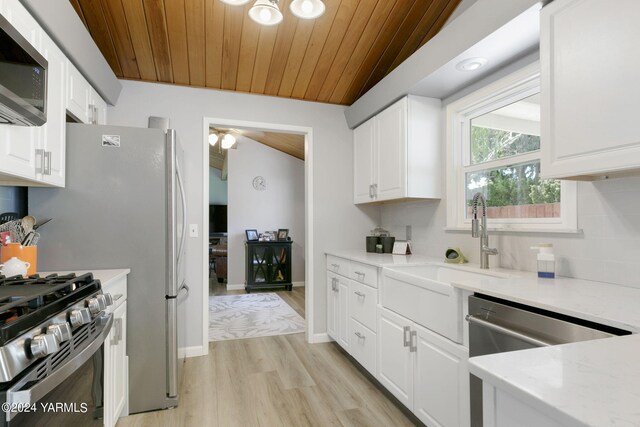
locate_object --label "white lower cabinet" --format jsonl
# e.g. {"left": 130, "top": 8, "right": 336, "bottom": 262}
{"left": 327, "top": 272, "right": 349, "bottom": 350}
{"left": 377, "top": 306, "right": 470, "bottom": 427}
{"left": 102, "top": 274, "right": 129, "bottom": 427}
{"left": 414, "top": 324, "right": 469, "bottom": 427}
{"left": 378, "top": 307, "right": 415, "bottom": 408}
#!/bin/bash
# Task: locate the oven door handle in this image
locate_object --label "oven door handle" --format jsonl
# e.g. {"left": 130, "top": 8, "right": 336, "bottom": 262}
{"left": 6, "top": 313, "right": 113, "bottom": 412}
{"left": 465, "top": 314, "right": 554, "bottom": 347}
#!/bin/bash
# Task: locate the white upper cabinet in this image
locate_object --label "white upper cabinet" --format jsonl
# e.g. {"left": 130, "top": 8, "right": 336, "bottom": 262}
{"left": 38, "top": 36, "right": 66, "bottom": 187}
{"left": 540, "top": 0, "right": 640, "bottom": 179}
{"left": 353, "top": 96, "right": 441, "bottom": 204}
{"left": 353, "top": 118, "right": 376, "bottom": 204}
{"left": 66, "top": 61, "right": 91, "bottom": 124}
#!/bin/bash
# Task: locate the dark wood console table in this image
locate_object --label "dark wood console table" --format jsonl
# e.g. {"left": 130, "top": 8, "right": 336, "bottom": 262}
{"left": 244, "top": 240, "right": 292, "bottom": 292}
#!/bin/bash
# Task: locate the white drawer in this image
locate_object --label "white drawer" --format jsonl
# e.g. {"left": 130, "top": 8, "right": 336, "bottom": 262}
{"left": 349, "top": 280, "right": 377, "bottom": 332}
{"left": 327, "top": 255, "right": 350, "bottom": 277}
{"left": 349, "top": 318, "right": 377, "bottom": 376}
{"left": 381, "top": 273, "right": 461, "bottom": 343}
{"left": 349, "top": 261, "right": 378, "bottom": 288}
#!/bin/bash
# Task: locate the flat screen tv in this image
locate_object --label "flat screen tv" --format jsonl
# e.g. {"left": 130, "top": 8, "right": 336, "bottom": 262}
{"left": 209, "top": 204, "right": 227, "bottom": 233}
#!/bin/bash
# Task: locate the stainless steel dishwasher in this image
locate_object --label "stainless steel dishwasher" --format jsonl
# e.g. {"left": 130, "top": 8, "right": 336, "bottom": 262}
{"left": 467, "top": 294, "right": 631, "bottom": 427}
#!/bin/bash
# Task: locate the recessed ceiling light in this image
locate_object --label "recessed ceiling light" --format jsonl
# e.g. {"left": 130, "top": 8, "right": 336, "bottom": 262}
{"left": 208, "top": 133, "right": 219, "bottom": 146}
{"left": 290, "top": 0, "right": 325, "bottom": 19}
{"left": 455, "top": 57, "right": 488, "bottom": 72}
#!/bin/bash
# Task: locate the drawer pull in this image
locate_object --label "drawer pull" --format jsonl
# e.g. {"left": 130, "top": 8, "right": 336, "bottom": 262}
{"left": 331, "top": 263, "right": 339, "bottom": 268}
{"left": 354, "top": 332, "right": 365, "bottom": 340}
{"left": 354, "top": 271, "right": 365, "bottom": 277}
{"left": 403, "top": 326, "right": 410, "bottom": 347}
{"left": 354, "top": 291, "right": 365, "bottom": 298}
{"left": 410, "top": 330, "right": 417, "bottom": 352}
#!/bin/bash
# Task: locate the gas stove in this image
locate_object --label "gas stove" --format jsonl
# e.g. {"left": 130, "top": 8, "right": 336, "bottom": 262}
{"left": 0, "top": 273, "right": 113, "bottom": 383}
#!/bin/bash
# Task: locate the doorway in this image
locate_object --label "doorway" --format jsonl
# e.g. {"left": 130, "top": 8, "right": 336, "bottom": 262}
{"left": 202, "top": 118, "right": 313, "bottom": 346}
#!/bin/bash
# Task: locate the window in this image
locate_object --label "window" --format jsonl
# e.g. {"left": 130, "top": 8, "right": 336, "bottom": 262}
{"left": 446, "top": 62, "right": 577, "bottom": 232}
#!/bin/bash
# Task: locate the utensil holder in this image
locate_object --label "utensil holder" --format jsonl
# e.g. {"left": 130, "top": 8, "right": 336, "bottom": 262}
{"left": 1, "top": 243, "right": 37, "bottom": 275}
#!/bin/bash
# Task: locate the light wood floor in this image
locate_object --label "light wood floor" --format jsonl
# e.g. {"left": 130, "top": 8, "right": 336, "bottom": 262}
{"left": 117, "top": 281, "right": 417, "bottom": 427}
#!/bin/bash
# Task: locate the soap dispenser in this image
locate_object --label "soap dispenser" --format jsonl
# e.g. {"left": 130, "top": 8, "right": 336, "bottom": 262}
{"left": 530, "top": 244, "right": 555, "bottom": 279}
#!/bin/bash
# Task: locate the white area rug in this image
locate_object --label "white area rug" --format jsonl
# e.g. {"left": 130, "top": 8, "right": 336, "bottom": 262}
{"left": 209, "top": 293, "right": 305, "bottom": 341}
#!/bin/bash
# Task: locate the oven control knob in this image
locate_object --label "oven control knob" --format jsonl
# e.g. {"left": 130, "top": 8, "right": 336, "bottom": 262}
{"left": 97, "top": 293, "right": 114, "bottom": 307}
{"left": 69, "top": 308, "right": 91, "bottom": 327}
{"left": 30, "top": 333, "right": 60, "bottom": 358}
{"left": 87, "top": 296, "right": 107, "bottom": 315}
{"left": 47, "top": 323, "right": 72, "bottom": 342}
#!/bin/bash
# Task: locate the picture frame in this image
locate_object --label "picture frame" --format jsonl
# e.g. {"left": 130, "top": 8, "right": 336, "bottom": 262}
{"left": 277, "top": 229, "right": 289, "bottom": 241}
{"left": 245, "top": 229, "right": 258, "bottom": 241}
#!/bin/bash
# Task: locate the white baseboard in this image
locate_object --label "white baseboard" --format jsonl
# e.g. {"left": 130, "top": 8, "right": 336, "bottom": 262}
{"left": 180, "top": 345, "right": 208, "bottom": 358}
{"left": 292, "top": 281, "right": 305, "bottom": 287}
{"left": 310, "top": 333, "right": 332, "bottom": 344}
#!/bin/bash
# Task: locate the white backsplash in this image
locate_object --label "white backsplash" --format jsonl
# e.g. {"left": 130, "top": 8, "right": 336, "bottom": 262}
{"left": 380, "top": 176, "right": 640, "bottom": 289}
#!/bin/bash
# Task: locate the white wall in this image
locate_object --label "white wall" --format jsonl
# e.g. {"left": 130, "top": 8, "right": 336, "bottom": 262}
{"left": 209, "top": 167, "right": 227, "bottom": 205}
{"left": 227, "top": 138, "right": 305, "bottom": 285}
{"left": 108, "top": 81, "right": 379, "bottom": 351}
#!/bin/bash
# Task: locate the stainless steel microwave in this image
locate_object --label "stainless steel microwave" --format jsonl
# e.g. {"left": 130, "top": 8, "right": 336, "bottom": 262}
{"left": 0, "top": 13, "right": 47, "bottom": 126}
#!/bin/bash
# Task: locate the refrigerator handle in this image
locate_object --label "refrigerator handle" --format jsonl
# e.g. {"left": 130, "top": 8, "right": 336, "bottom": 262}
{"left": 166, "top": 298, "right": 178, "bottom": 398}
{"left": 176, "top": 161, "right": 187, "bottom": 263}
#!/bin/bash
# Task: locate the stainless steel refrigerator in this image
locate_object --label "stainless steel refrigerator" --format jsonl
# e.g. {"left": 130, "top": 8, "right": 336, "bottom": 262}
{"left": 29, "top": 123, "right": 188, "bottom": 414}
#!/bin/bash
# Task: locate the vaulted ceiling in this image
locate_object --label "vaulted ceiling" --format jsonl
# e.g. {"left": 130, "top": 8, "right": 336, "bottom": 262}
{"left": 69, "top": 0, "right": 460, "bottom": 105}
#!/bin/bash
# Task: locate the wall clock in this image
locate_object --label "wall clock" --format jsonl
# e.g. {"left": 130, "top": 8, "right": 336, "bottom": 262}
{"left": 252, "top": 176, "right": 266, "bottom": 191}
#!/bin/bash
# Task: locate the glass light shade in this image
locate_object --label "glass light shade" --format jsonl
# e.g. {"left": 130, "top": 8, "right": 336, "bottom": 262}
{"left": 249, "top": 0, "right": 283, "bottom": 26}
{"left": 221, "top": 133, "right": 237, "bottom": 149}
{"left": 219, "top": 0, "right": 251, "bottom": 5}
{"left": 289, "top": 0, "right": 325, "bottom": 19}
{"left": 208, "top": 133, "right": 219, "bottom": 146}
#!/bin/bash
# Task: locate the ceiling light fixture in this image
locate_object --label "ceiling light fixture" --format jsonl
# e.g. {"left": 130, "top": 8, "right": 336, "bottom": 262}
{"left": 208, "top": 133, "right": 219, "bottom": 146}
{"left": 219, "top": 0, "right": 251, "bottom": 5}
{"left": 221, "top": 133, "right": 237, "bottom": 149}
{"left": 249, "top": 0, "right": 283, "bottom": 26}
{"left": 290, "top": 0, "right": 325, "bottom": 19}
{"left": 455, "top": 57, "right": 488, "bottom": 72}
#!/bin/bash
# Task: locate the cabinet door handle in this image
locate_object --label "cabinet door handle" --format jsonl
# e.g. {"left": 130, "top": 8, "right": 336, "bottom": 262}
{"left": 354, "top": 331, "right": 365, "bottom": 340}
{"left": 373, "top": 184, "right": 378, "bottom": 197}
{"left": 403, "top": 326, "right": 411, "bottom": 347}
{"left": 44, "top": 151, "right": 51, "bottom": 175}
{"left": 410, "top": 330, "right": 417, "bottom": 352}
{"left": 331, "top": 277, "right": 337, "bottom": 291}
{"left": 93, "top": 105, "right": 98, "bottom": 124}
{"left": 35, "top": 149, "right": 45, "bottom": 174}
{"left": 369, "top": 184, "right": 373, "bottom": 198}
{"left": 354, "top": 291, "right": 365, "bottom": 298}
{"left": 110, "top": 318, "right": 122, "bottom": 345}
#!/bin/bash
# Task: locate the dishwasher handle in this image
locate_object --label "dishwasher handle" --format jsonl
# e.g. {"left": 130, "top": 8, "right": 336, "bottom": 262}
{"left": 466, "top": 314, "right": 554, "bottom": 347}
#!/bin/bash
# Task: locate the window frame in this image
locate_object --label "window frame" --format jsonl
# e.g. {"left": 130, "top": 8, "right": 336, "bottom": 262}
{"left": 445, "top": 62, "right": 577, "bottom": 232}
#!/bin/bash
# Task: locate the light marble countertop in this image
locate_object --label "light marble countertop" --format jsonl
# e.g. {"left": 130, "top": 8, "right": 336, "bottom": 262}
{"left": 468, "top": 334, "right": 640, "bottom": 427}
{"left": 326, "top": 249, "right": 440, "bottom": 268}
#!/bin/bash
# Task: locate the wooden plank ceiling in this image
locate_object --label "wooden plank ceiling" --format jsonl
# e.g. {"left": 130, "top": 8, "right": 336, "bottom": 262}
{"left": 70, "top": 0, "right": 460, "bottom": 105}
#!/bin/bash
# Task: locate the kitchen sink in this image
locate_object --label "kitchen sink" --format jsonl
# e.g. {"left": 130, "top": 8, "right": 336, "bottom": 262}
{"left": 385, "top": 264, "right": 513, "bottom": 291}
{"left": 381, "top": 263, "right": 514, "bottom": 343}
